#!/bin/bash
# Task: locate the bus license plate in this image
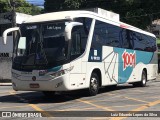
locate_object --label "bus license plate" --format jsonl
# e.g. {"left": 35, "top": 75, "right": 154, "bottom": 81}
{"left": 30, "top": 83, "right": 39, "bottom": 88}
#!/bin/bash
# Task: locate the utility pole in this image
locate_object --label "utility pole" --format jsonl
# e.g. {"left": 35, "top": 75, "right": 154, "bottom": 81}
{"left": 12, "top": 0, "right": 17, "bottom": 28}
{"left": 8, "top": 0, "right": 17, "bottom": 58}
{"left": 9, "top": 0, "right": 17, "bottom": 27}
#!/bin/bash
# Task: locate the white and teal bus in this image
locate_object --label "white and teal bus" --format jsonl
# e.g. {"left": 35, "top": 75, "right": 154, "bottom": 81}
{"left": 3, "top": 8, "right": 157, "bottom": 96}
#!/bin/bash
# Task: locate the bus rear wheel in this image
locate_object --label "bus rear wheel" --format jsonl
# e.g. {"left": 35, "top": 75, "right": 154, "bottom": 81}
{"left": 88, "top": 73, "right": 99, "bottom": 96}
{"left": 42, "top": 91, "right": 55, "bottom": 97}
{"left": 133, "top": 70, "right": 147, "bottom": 87}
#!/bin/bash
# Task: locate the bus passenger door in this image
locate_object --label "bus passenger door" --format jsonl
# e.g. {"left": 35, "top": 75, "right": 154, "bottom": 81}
{"left": 69, "top": 26, "right": 84, "bottom": 89}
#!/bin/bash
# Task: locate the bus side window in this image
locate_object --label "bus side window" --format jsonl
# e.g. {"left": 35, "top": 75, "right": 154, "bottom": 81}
{"left": 91, "top": 20, "right": 107, "bottom": 49}
{"left": 71, "top": 32, "right": 81, "bottom": 55}
{"left": 70, "top": 26, "right": 82, "bottom": 60}
{"left": 119, "top": 29, "right": 133, "bottom": 49}
{"left": 70, "top": 24, "right": 89, "bottom": 61}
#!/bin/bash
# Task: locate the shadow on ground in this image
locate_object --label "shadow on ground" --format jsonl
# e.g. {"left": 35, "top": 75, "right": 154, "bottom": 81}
{"left": 0, "top": 84, "right": 146, "bottom": 104}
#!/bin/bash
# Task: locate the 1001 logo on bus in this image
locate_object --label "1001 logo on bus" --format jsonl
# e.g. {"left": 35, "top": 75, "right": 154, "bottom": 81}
{"left": 122, "top": 50, "right": 136, "bottom": 71}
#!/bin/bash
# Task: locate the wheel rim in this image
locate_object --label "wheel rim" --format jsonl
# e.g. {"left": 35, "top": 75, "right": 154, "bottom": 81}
{"left": 90, "top": 77, "right": 98, "bottom": 92}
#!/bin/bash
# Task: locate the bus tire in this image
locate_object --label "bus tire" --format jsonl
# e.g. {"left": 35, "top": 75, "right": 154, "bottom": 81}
{"left": 88, "top": 72, "right": 99, "bottom": 96}
{"left": 133, "top": 70, "right": 147, "bottom": 87}
{"left": 42, "top": 91, "right": 55, "bottom": 97}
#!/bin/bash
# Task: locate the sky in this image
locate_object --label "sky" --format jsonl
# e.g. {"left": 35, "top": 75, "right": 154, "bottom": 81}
{"left": 26, "top": 0, "right": 44, "bottom": 7}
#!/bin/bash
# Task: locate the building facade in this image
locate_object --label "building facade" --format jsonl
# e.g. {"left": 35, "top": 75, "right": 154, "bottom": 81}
{"left": 0, "top": 12, "right": 31, "bottom": 80}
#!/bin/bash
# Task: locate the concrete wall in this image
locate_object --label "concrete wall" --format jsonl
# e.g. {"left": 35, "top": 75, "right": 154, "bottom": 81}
{"left": 0, "top": 57, "right": 12, "bottom": 82}
{"left": 0, "top": 36, "right": 13, "bottom": 53}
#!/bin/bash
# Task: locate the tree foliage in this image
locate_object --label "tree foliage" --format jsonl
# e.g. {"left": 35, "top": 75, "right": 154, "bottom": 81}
{"left": 0, "top": 0, "right": 42, "bottom": 15}
{"left": 44, "top": 0, "right": 160, "bottom": 30}
{"left": 0, "top": 0, "right": 10, "bottom": 13}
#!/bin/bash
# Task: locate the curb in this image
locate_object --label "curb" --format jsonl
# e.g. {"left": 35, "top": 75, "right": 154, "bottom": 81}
{"left": 0, "top": 83, "right": 12, "bottom": 86}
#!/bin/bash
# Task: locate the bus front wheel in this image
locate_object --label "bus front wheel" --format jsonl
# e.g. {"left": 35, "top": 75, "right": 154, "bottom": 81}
{"left": 88, "top": 73, "right": 99, "bottom": 96}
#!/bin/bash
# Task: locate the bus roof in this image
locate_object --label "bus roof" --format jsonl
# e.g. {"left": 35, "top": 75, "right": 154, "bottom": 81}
{"left": 24, "top": 11, "right": 94, "bottom": 23}
{"left": 24, "top": 8, "right": 119, "bottom": 23}
{"left": 24, "top": 8, "right": 156, "bottom": 38}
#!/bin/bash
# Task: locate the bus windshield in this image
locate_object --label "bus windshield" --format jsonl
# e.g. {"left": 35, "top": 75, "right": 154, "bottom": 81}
{"left": 13, "top": 21, "right": 69, "bottom": 70}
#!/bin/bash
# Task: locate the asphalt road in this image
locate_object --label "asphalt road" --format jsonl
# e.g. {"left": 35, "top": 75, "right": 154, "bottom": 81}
{"left": 0, "top": 78, "right": 160, "bottom": 120}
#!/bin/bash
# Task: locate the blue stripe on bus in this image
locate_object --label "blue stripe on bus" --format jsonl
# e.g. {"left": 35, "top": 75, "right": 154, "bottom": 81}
{"left": 48, "top": 66, "right": 62, "bottom": 72}
{"left": 113, "top": 48, "right": 153, "bottom": 83}
{"left": 88, "top": 46, "right": 154, "bottom": 84}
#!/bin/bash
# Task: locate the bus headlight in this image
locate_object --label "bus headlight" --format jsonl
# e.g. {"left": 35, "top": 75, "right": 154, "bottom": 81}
{"left": 50, "top": 66, "right": 74, "bottom": 78}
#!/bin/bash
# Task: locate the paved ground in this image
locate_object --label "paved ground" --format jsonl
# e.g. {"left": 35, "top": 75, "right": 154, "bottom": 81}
{"left": 0, "top": 78, "right": 160, "bottom": 120}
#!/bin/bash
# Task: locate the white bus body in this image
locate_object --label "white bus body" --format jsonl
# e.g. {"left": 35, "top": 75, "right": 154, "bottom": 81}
{"left": 3, "top": 8, "right": 157, "bottom": 96}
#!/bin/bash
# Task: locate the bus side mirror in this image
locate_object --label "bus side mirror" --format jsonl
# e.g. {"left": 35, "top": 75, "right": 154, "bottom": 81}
{"left": 3, "top": 27, "right": 19, "bottom": 44}
{"left": 65, "top": 22, "right": 83, "bottom": 40}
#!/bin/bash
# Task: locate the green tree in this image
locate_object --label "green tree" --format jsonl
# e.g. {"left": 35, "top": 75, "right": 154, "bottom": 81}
{"left": 44, "top": 0, "right": 65, "bottom": 12}
{"left": 44, "top": 0, "right": 117, "bottom": 12}
{"left": 0, "top": 0, "right": 10, "bottom": 13}
{"left": 121, "top": 0, "right": 160, "bottom": 29}
{"left": 0, "top": 0, "right": 42, "bottom": 15}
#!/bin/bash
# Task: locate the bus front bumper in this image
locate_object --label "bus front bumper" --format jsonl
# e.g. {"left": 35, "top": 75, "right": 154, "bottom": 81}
{"left": 11, "top": 73, "right": 71, "bottom": 91}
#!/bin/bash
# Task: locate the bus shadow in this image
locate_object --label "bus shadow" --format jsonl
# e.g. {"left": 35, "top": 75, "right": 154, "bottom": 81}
{"left": 0, "top": 84, "right": 146, "bottom": 104}
{"left": 0, "top": 91, "right": 82, "bottom": 104}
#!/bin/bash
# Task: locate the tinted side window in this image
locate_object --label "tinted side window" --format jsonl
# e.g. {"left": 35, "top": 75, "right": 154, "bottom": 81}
{"left": 71, "top": 18, "right": 92, "bottom": 60}
{"left": 130, "top": 31, "right": 156, "bottom": 52}
{"left": 130, "top": 32, "right": 144, "bottom": 51}
{"left": 91, "top": 20, "right": 156, "bottom": 52}
{"left": 106, "top": 23, "right": 120, "bottom": 47}
{"left": 142, "top": 35, "right": 156, "bottom": 52}
{"left": 74, "top": 17, "right": 92, "bottom": 35}
{"left": 119, "top": 29, "right": 131, "bottom": 49}
{"left": 91, "top": 21, "right": 107, "bottom": 49}
{"left": 71, "top": 29, "right": 81, "bottom": 56}
{"left": 92, "top": 20, "right": 120, "bottom": 49}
